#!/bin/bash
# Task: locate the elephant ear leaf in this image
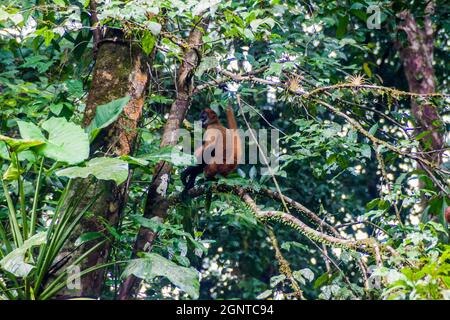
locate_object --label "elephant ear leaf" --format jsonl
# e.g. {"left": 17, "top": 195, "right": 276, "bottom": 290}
{"left": 55, "top": 157, "right": 129, "bottom": 184}
{"left": 18, "top": 118, "right": 89, "bottom": 165}
{"left": 0, "top": 232, "right": 47, "bottom": 277}
{"left": 122, "top": 253, "right": 200, "bottom": 299}
{"left": 85, "top": 96, "right": 131, "bottom": 141}
{"left": 0, "top": 134, "right": 44, "bottom": 154}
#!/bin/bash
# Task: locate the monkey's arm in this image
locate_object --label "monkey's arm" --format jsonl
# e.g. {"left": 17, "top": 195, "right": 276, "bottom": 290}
{"left": 194, "top": 131, "right": 218, "bottom": 164}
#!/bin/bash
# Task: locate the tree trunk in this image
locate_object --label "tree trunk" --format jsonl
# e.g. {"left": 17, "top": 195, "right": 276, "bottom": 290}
{"left": 61, "top": 38, "right": 150, "bottom": 297}
{"left": 118, "top": 19, "right": 208, "bottom": 300}
{"left": 396, "top": 3, "right": 444, "bottom": 165}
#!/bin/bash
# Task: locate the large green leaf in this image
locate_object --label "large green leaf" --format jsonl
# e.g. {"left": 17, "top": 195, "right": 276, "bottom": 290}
{"left": 85, "top": 96, "right": 131, "bottom": 141}
{"left": 139, "top": 146, "right": 196, "bottom": 166}
{"left": 120, "top": 155, "right": 150, "bottom": 167}
{"left": 0, "top": 134, "right": 44, "bottom": 153}
{"left": 55, "top": 157, "right": 129, "bottom": 184}
{"left": 18, "top": 118, "right": 89, "bottom": 165}
{"left": 0, "top": 232, "right": 47, "bottom": 277}
{"left": 122, "top": 253, "right": 200, "bottom": 299}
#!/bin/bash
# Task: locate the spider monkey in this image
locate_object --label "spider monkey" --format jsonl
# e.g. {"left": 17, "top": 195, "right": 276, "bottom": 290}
{"left": 181, "top": 105, "right": 242, "bottom": 196}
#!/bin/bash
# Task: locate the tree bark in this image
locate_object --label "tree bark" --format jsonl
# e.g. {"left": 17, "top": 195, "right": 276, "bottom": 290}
{"left": 396, "top": 3, "right": 444, "bottom": 165}
{"left": 60, "top": 37, "right": 150, "bottom": 297}
{"left": 118, "top": 19, "right": 208, "bottom": 300}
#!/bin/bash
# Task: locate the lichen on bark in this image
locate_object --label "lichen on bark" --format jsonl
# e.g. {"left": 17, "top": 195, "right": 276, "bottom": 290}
{"left": 58, "top": 40, "right": 150, "bottom": 298}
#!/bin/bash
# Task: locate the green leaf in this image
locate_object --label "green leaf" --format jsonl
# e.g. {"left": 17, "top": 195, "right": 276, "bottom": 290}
{"left": 250, "top": 18, "right": 275, "bottom": 31}
{"left": 0, "top": 8, "right": 8, "bottom": 22}
{"left": 314, "top": 272, "right": 331, "bottom": 289}
{"left": 49, "top": 103, "right": 64, "bottom": 116}
{"left": 368, "top": 123, "right": 379, "bottom": 136}
{"left": 85, "top": 96, "right": 131, "bottom": 141}
{"left": 65, "top": 80, "right": 84, "bottom": 98}
{"left": 141, "top": 32, "right": 156, "bottom": 55}
{"left": 336, "top": 15, "right": 349, "bottom": 39}
{"left": 139, "top": 146, "right": 196, "bottom": 166}
{"left": 439, "top": 198, "right": 449, "bottom": 231}
{"left": 17, "top": 121, "right": 45, "bottom": 141}
{"left": 0, "top": 141, "right": 8, "bottom": 160}
{"left": 195, "top": 56, "right": 218, "bottom": 77}
{"left": 144, "top": 21, "right": 162, "bottom": 36}
{"left": 75, "top": 232, "right": 103, "bottom": 247}
{"left": 20, "top": 55, "right": 54, "bottom": 73}
{"left": 56, "top": 157, "right": 129, "bottom": 184}
{"left": 366, "top": 198, "right": 380, "bottom": 210}
{"left": 0, "top": 134, "right": 44, "bottom": 153}
{"left": 43, "top": 29, "right": 55, "bottom": 47}
{"left": 293, "top": 268, "right": 314, "bottom": 283}
{"left": 363, "top": 62, "right": 372, "bottom": 77}
{"left": 0, "top": 232, "right": 47, "bottom": 277}
{"left": 414, "top": 130, "right": 431, "bottom": 141}
{"left": 360, "top": 144, "right": 372, "bottom": 159}
{"left": 18, "top": 118, "right": 89, "bottom": 165}
{"left": 3, "top": 161, "right": 22, "bottom": 181}
{"left": 256, "top": 290, "right": 272, "bottom": 299}
{"left": 120, "top": 155, "right": 150, "bottom": 167}
{"left": 130, "top": 215, "right": 162, "bottom": 232}
{"left": 249, "top": 166, "right": 257, "bottom": 180}
{"left": 122, "top": 253, "right": 200, "bottom": 299}
{"left": 270, "top": 274, "right": 286, "bottom": 287}
{"left": 267, "top": 62, "right": 283, "bottom": 75}
{"left": 53, "top": 0, "right": 66, "bottom": 6}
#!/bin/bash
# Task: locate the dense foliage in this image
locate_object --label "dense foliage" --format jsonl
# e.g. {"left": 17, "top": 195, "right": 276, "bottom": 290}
{"left": 0, "top": 0, "right": 449, "bottom": 300}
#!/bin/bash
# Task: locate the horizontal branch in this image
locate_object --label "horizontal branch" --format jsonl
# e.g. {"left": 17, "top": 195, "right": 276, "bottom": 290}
{"left": 169, "top": 184, "right": 399, "bottom": 256}
{"left": 239, "top": 192, "right": 365, "bottom": 251}
{"left": 259, "top": 188, "right": 340, "bottom": 237}
{"left": 193, "top": 67, "right": 272, "bottom": 93}
{"left": 194, "top": 68, "right": 449, "bottom": 179}
{"left": 315, "top": 99, "right": 450, "bottom": 177}
{"left": 304, "top": 83, "right": 450, "bottom": 99}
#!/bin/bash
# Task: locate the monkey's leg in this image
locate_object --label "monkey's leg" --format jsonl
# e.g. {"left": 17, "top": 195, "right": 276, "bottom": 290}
{"left": 181, "top": 164, "right": 204, "bottom": 195}
{"left": 181, "top": 166, "right": 195, "bottom": 186}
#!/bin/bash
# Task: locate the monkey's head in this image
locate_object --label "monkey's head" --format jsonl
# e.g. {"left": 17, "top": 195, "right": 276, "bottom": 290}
{"left": 200, "top": 108, "right": 218, "bottom": 128}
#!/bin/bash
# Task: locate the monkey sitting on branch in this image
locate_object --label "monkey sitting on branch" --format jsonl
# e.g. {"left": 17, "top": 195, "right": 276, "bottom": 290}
{"left": 180, "top": 105, "right": 242, "bottom": 196}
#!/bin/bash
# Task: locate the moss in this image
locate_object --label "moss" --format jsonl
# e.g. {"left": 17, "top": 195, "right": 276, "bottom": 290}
{"left": 83, "top": 43, "right": 135, "bottom": 126}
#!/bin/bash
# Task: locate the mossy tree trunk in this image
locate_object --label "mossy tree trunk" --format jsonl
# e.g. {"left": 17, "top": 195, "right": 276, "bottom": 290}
{"left": 397, "top": 3, "right": 444, "bottom": 165}
{"left": 61, "top": 39, "right": 150, "bottom": 298}
{"left": 118, "top": 19, "right": 208, "bottom": 300}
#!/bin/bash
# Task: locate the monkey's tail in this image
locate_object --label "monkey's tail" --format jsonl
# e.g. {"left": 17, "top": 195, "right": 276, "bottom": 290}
{"left": 226, "top": 105, "right": 238, "bottom": 129}
{"left": 226, "top": 105, "right": 242, "bottom": 165}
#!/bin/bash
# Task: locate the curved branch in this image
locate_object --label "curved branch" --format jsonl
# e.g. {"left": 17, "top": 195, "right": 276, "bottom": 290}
{"left": 259, "top": 188, "right": 340, "bottom": 237}
{"left": 118, "top": 18, "right": 209, "bottom": 300}
{"left": 197, "top": 69, "right": 449, "bottom": 178}
{"left": 304, "top": 83, "right": 449, "bottom": 99}
{"left": 171, "top": 184, "right": 398, "bottom": 257}
{"left": 314, "top": 100, "right": 450, "bottom": 176}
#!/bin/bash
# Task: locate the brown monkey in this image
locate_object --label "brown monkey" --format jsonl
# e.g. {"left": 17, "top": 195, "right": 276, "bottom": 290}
{"left": 181, "top": 106, "right": 241, "bottom": 194}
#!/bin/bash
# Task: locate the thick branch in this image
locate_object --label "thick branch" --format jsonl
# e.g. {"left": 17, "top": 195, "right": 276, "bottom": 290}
{"left": 260, "top": 188, "right": 340, "bottom": 237}
{"left": 118, "top": 18, "right": 209, "bottom": 300}
{"left": 169, "top": 184, "right": 398, "bottom": 257}
{"left": 59, "top": 38, "right": 150, "bottom": 298}
{"left": 396, "top": 3, "right": 444, "bottom": 166}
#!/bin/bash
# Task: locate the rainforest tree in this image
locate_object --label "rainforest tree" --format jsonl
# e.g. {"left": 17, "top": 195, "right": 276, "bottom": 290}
{"left": 0, "top": 0, "right": 449, "bottom": 300}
